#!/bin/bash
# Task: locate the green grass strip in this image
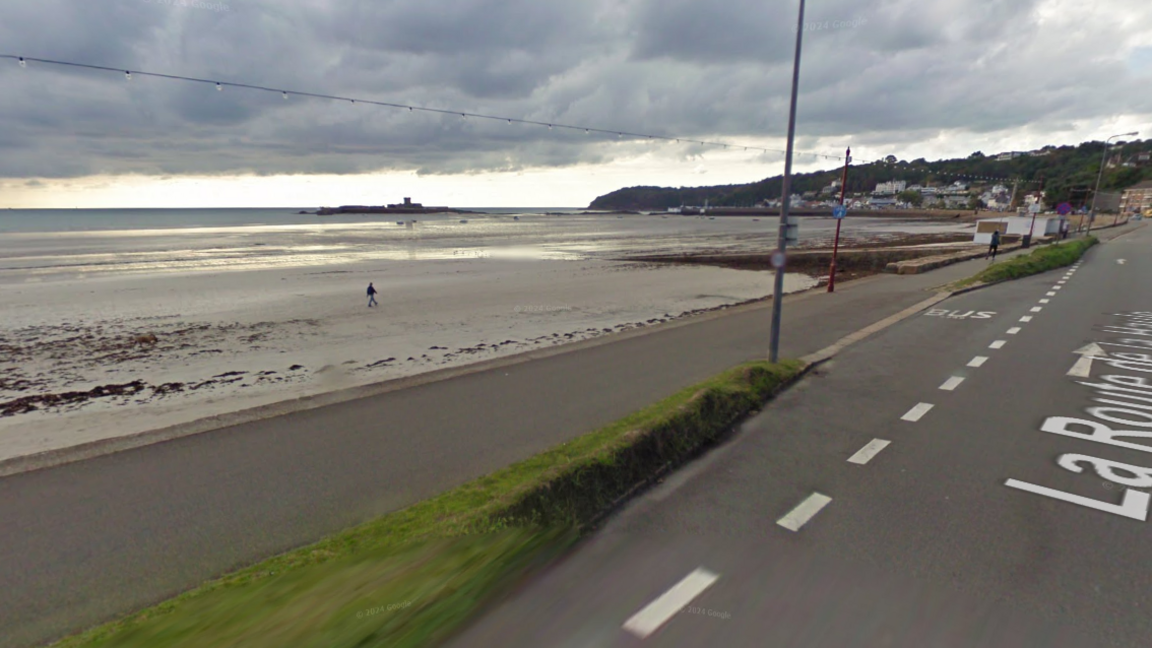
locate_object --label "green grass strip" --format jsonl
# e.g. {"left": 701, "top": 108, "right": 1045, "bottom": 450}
{"left": 51, "top": 359, "right": 805, "bottom": 648}
{"left": 952, "top": 237, "right": 1097, "bottom": 289}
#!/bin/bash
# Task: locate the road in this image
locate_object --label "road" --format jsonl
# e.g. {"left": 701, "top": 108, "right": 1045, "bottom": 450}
{"left": 0, "top": 230, "right": 1123, "bottom": 648}
{"left": 446, "top": 226, "right": 1152, "bottom": 648}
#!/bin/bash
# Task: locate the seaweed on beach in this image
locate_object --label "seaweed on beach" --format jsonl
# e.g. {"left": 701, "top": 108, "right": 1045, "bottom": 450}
{"left": 1, "top": 381, "right": 148, "bottom": 417}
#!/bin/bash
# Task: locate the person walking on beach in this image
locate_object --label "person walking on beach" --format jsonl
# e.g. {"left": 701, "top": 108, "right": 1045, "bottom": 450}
{"left": 986, "top": 229, "right": 1001, "bottom": 261}
{"left": 367, "top": 282, "right": 378, "bottom": 308}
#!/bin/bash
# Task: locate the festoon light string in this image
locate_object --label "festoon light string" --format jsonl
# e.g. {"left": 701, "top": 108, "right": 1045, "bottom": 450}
{"left": 4, "top": 54, "right": 1039, "bottom": 188}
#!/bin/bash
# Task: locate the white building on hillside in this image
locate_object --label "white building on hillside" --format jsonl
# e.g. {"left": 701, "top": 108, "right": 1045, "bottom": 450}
{"left": 873, "top": 179, "right": 907, "bottom": 195}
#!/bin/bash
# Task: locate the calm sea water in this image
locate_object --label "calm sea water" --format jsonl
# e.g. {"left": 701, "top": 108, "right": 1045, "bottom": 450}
{"left": 0, "top": 208, "right": 581, "bottom": 234}
{"left": 0, "top": 208, "right": 966, "bottom": 283}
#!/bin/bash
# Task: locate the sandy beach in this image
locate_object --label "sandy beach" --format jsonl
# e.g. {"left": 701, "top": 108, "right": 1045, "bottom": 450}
{"left": 0, "top": 210, "right": 971, "bottom": 463}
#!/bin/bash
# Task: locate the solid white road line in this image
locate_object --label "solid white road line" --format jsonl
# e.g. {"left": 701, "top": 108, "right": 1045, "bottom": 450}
{"left": 901, "top": 402, "right": 935, "bottom": 421}
{"left": 1031, "top": 307, "right": 1043, "bottom": 312}
{"left": 939, "top": 376, "right": 965, "bottom": 391}
{"left": 990, "top": 340, "right": 1006, "bottom": 349}
{"left": 1040, "top": 299, "right": 1050, "bottom": 304}
{"left": 1020, "top": 316, "right": 1033, "bottom": 322}
{"left": 1007, "top": 327, "right": 1022, "bottom": 335}
{"left": 622, "top": 567, "right": 720, "bottom": 638}
{"left": 777, "top": 493, "right": 833, "bottom": 532}
{"left": 848, "top": 439, "right": 891, "bottom": 465}
{"left": 968, "top": 356, "right": 989, "bottom": 368}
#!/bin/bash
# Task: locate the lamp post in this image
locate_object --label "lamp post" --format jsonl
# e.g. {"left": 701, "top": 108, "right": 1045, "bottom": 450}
{"left": 1087, "top": 131, "right": 1138, "bottom": 235}
{"left": 768, "top": 0, "right": 806, "bottom": 364}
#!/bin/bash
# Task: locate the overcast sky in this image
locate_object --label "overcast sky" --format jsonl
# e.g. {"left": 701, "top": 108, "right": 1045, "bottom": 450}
{"left": 1, "top": 0, "right": 1150, "bottom": 208}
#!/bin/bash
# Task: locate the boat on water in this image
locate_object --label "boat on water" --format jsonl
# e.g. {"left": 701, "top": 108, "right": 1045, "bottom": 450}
{"left": 459, "top": 219, "right": 469, "bottom": 224}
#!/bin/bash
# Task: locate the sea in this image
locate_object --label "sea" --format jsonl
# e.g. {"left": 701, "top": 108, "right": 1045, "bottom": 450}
{"left": 0, "top": 208, "right": 965, "bottom": 284}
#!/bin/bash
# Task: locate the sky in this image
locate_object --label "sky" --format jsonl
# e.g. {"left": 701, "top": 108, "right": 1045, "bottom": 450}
{"left": 0, "top": 0, "right": 1150, "bottom": 209}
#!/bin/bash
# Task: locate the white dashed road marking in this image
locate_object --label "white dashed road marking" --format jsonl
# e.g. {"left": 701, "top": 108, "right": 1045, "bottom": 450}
{"left": 622, "top": 568, "right": 720, "bottom": 638}
{"left": 777, "top": 493, "right": 834, "bottom": 532}
{"left": 848, "top": 439, "right": 891, "bottom": 465}
{"left": 901, "top": 402, "right": 935, "bottom": 421}
{"left": 1020, "top": 316, "right": 1033, "bottom": 322}
{"left": 990, "top": 340, "right": 1006, "bottom": 349}
{"left": 968, "top": 356, "right": 989, "bottom": 368}
{"left": 1007, "top": 327, "right": 1022, "bottom": 335}
{"left": 1031, "top": 307, "right": 1043, "bottom": 312}
{"left": 1040, "top": 299, "right": 1050, "bottom": 304}
{"left": 940, "top": 376, "right": 965, "bottom": 391}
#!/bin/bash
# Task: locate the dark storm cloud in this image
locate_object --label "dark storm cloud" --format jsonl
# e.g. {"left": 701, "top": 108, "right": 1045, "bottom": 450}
{"left": 0, "top": 0, "right": 1149, "bottom": 180}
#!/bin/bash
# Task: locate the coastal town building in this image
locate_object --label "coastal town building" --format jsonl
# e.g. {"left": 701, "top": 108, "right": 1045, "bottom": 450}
{"left": 1119, "top": 180, "right": 1152, "bottom": 216}
{"left": 872, "top": 179, "right": 906, "bottom": 195}
{"left": 980, "top": 184, "right": 1012, "bottom": 210}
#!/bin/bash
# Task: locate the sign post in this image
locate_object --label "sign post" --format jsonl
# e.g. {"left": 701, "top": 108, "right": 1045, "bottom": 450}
{"left": 827, "top": 147, "right": 850, "bottom": 293}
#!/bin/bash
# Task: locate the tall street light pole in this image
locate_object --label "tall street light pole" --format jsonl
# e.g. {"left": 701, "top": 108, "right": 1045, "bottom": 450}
{"left": 769, "top": 0, "right": 806, "bottom": 364}
{"left": 1088, "top": 131, "right": 1138, "bottom": 235}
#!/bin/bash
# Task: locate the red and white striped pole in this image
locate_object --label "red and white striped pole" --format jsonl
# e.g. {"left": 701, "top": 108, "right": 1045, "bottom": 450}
{"left": 827, "top": 147, "right": 850, "bottom": 293}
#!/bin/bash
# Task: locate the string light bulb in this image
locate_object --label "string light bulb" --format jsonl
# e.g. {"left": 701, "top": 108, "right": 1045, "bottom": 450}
{"left": 5, "top": 54, "right": 882, "bottom": 164}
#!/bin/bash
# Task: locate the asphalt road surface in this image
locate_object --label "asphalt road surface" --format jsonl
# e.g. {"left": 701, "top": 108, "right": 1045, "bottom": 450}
{"left": 446, "top": 226, "right": 1152, "bottom": 648}
{"left": 0, "top": 230, "right": 1122, "bottom": 648}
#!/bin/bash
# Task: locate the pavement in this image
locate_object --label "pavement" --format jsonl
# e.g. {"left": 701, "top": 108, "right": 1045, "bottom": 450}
{"left": 0, "top": 227, "right": 1134, "bottom": 648}
{"left": 445, "top": 225, "right": 1152, "bottom": 648}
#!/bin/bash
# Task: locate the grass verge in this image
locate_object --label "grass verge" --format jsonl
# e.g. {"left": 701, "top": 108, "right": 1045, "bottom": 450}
{"left": 51, "top": 359, "right": 805, "bottom": 648}
{"left": 951, "top": 237, "right": 1097, "bottom": 289}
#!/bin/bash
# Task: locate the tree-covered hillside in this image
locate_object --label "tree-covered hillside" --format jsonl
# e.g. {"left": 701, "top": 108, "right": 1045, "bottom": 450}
{"left": 588, "top": 139, "right": 1152, "bottom": 210}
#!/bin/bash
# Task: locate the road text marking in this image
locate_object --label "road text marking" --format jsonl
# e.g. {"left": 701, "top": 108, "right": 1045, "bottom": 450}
{"left": 901, "top": 402, "right": 935, "bottom": 421}
{"left": 622, "top": 568, "right": 720, "bottom": 638}
{"left": 777, "top": 493, "right": 833, "bottom": 531}
{"left": 940, "top": 376, "right": 965, "bottom": 391}
{"left": 968, "top": 356, "right": 989, "bottom": 367}
{"left": 1007, "top": 327, "right": 1022, "bottom": 335}
{"left": 848, "top": 439, "right": 891, "bottom": 465}
{"left": 990, "top": 340, "right": 1006, "bottom": 349}
{"left": 1005, "top": 479, "right": 1148, "bottom": 521}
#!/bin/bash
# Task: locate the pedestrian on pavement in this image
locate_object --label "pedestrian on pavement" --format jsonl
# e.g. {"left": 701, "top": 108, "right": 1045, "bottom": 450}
{"left": 1061, "top": 219, "right": 1070, "bottom": 239}
{"left": 987, "top": 229, "right": 1001, "bottom": 260}
{"left": 367, "top": 282, "right": 378, "bottom": 308}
